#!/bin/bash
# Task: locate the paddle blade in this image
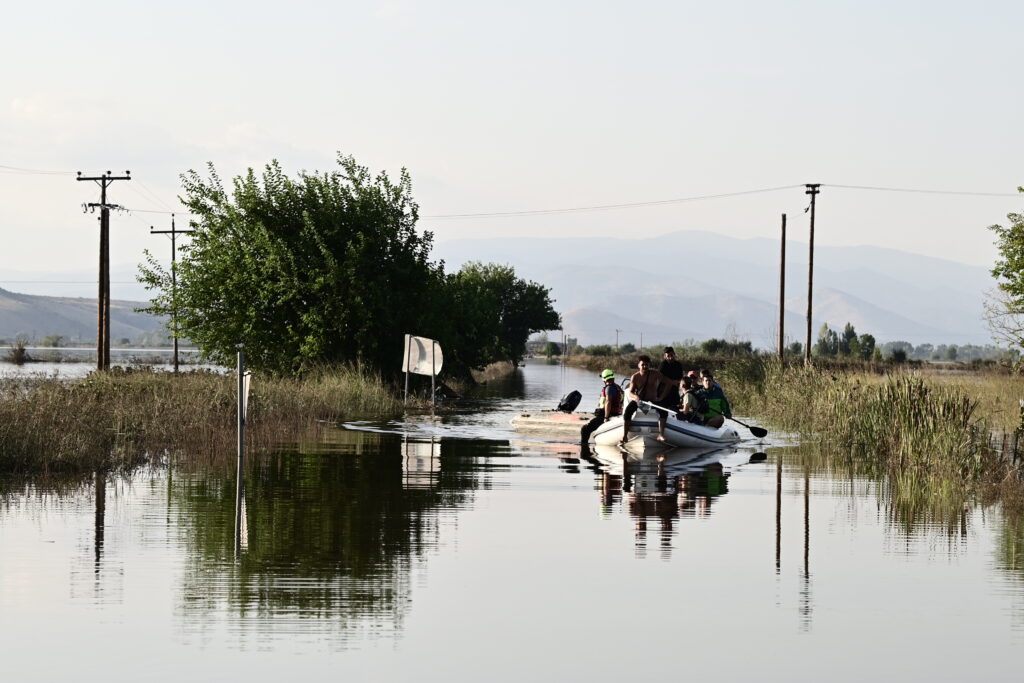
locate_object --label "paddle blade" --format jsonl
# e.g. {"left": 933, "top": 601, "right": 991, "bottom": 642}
{"left": 749, "top": 426, "right": 768, "bottom": 438}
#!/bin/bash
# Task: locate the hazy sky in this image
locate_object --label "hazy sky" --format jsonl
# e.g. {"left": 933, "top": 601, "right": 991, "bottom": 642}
{"left": 2, "top": 0, "right": 1022, "bottom": 297}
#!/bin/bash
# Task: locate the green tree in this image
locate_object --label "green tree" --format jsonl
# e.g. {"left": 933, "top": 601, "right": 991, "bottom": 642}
{"left": 139, "top": 155, "right": 443, "bottom": 374}
{"left": 542, "top": 341, "right": 562, "bottom": 357}
{"left": 858, "top": 333, "right": 876, "bottom": 360}
{"left": 444, "top": 262, "right": 560, "bottom": 369}
{"left": 986, "top": 191, "right": 1024, "bottom": 348}
{"left": 839, "top": 322, "right": 857, "bottom": 356}
{"left": 813, "top": 324, "right": 839, "bottom": 357}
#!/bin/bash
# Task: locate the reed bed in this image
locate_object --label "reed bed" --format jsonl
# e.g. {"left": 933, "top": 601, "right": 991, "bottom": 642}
{"left": 0, "top": 367, "right": 407, "bottom": 474}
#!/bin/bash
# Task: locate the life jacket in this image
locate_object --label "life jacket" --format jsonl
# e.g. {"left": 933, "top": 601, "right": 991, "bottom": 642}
{"left": 701, "top": 385, "right": 731, "bottom": 418}
{"left": 683, "top": 389, "right": 708, "bottom": 415}
{"left": 599, "top": 383, "right": 623, "bottom": 415}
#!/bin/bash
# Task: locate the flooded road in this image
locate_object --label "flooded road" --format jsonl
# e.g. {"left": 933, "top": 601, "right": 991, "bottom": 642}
{"left": 1, "top": 361, "right": 1022, "bottom": 681}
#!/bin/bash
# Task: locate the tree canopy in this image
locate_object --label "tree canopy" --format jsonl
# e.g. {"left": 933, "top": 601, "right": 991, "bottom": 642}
{"left": 986, "top": 190, "right": 1024, "bottom": 348}
{"left": 139, "top": 155, "right": 559, "bottom": 375}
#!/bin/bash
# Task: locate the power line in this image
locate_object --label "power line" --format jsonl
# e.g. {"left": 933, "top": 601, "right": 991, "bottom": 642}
{"left": 824, "top": 183, "right": 1023, "bottom": 198}
{"left": 0, "top": 163, "right": 74, "bottom": 176}
{"left": 421, "top": 185, "right": 805, "bottom": 219}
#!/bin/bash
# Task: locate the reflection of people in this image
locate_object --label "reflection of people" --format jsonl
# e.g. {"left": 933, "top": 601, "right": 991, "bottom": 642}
{"left": 621, "top": 355, "right": 673, "bottom": 443}
{"left": 581, "top": 368, "right": 623, "bottom": 449}
{"left": 678, "top": 465, "right": 729, "bottom": 518}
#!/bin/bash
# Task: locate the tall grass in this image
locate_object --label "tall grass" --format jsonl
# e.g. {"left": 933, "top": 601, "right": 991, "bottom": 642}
{"left": 0, "top": 367, "right": 406, "bottom": 474}
{"left": 715, "top": 356, "right": 1024, "bottom": 531}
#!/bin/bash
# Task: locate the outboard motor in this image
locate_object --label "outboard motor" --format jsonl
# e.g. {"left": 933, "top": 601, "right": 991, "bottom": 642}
{"left": 556, "top": 390, "right": 582, "bottom": 413}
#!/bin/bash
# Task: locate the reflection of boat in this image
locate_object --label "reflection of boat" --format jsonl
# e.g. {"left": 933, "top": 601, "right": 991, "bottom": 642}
{"left": 510, "top": 410, "right": 592, "bottom": 433}
{"left": 588, "top": 443, "right": 738, "bottom": 476}
{"left": 590, "top": 405, "right": 741, "bottom": 450}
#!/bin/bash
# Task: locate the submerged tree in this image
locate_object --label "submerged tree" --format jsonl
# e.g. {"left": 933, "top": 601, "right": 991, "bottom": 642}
{"left": 986, "top": 188, "right": 1024, "bottom": 349}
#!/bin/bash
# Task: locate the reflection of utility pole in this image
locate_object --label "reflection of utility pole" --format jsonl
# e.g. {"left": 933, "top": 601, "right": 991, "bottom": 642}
{"left": 78, "top": 171, "right": 131, "bottom": 371}
{"left": 804, "top": 184, "right": 820, "bottom": 366}
{"left": 775, "top": 452, "right": 782, "bottom": 572}
{"left": 150, "top": 214, "right": 194, "bottom": 373}
{"left": 94, "top": 471, "right": 106, "bottom": 579}
{"left": 800, "top": 463, "right": 812, "bottom": 630}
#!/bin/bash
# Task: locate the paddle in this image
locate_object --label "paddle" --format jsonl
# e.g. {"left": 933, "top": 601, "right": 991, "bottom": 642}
{"left": 639, "top": 400, "right": 768, "bottom": 438}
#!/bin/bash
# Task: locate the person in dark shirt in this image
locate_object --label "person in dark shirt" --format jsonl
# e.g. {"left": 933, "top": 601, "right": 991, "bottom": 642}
{"left": 659, "top": 346, "right": 683, "bottom": 409}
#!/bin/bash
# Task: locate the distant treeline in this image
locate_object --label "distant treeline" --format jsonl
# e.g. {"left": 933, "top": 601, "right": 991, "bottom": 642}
{"left": 556, "top": 319, "right": 1016, "bottom": 365}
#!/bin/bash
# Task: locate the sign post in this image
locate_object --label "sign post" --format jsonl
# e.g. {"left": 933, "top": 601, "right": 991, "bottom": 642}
{"left": 402, "top": 334, "right": 444, "bottom": 406}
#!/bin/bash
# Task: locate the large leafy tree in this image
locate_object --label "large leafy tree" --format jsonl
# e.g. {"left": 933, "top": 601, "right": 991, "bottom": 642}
{"left": 442, "top": 262, "right": 560, "bottom": 369}
{"left": 139, "top": 155, "right": 443, "bottom": 374}
{"left": 986, "top": 190, "right": 1024, "bottom": 348}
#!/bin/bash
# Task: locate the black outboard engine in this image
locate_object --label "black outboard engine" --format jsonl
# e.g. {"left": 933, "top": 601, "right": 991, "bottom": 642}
{"left": 556, "top": 390, "right": 582, "bottom": 413}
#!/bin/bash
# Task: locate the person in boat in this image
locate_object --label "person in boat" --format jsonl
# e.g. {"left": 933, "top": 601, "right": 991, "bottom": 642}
{"left": 699, "top": 371, "right": 730, "bottom": 429}
{"left": 580, "top": 368, "right": 623, "bottom": 448}
{"left": 659, "top": 346, "right": 683, "bottom": 409}
{"left": 622, "top": 355, "right": 674, "bottom": 443}
{"left": 676, "top": 375, "right": 706, "bottom": 425}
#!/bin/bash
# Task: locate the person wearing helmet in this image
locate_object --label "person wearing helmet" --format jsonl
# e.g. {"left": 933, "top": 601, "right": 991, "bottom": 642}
{"left": 581, "top": 368, "right": 623, "bottom": 448}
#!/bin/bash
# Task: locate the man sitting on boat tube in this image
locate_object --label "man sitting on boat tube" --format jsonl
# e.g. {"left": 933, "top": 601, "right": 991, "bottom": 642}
{"left": 677, "top": 376, "right": 706, "bottom": 425}
{"left": 622, "top": 355, "right": 675, "bottom": 443}
{"left": 580, "top": 368, "right": 623, "bottom": 448}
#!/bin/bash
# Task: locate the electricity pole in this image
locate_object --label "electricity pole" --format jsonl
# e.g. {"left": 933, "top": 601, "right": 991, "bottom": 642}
{"left": 804, "top": 184, "right": 820, "bottom": 366}
{"left": 778, "top": 213, "right": 786, "bottom": 360}
{"left": 78, "top": 170, "right": 131, "bottom": 371}
{"left": 150, "top": 214, "right": 194, "bottom": 373}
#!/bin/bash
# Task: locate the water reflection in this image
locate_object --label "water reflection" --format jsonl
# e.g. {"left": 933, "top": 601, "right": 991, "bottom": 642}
{"left": 173, "top": 429, "right": 484, "bottom": 644}
{"left": 580, "top": 445, "right": 745, "bottom": 560}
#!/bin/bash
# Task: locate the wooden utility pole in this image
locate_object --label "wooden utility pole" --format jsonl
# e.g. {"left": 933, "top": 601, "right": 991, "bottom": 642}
{"left": 804, "top": 184, "right": 820, "bottom": 366}
{"left": 150, "top": 214, "right": 194, "bottom": 373}
{"left": 778, "top": 213, "right": 787, "bottom": 360}
{"left": 77, "top": 171, "right": 131, "bottom": 371}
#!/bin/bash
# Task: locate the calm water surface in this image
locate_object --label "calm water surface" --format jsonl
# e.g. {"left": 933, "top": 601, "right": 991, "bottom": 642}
{"left": 2, "top": 361, "right": 1023, "bottom": 681}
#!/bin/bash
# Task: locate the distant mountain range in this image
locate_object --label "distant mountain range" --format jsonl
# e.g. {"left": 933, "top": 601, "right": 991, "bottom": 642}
{"left": 0, "top": 230, "right": 995, "bottom": 348}
{"left": 0, "top": 288, "right": 167, "bottom": 344}
{"left": 434, "top": 230, "right": 995, "bottom": 347}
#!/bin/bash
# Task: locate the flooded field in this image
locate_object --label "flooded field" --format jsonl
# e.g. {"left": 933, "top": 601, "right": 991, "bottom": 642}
{"left": 1, "top": 361, "right": 1022, "bottom": 681}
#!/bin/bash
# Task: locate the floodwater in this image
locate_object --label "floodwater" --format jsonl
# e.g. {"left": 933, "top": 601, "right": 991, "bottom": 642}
{"left": 2, "top": 361, "right": 1023, "bottom": 682}
{"left": 0, "top": 348, "right": 215, "bottom": 378}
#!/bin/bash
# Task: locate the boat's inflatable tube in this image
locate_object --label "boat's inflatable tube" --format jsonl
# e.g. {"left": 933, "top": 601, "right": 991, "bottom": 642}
{"left": 589, "top": 405, "right": 740, "bottom": 450}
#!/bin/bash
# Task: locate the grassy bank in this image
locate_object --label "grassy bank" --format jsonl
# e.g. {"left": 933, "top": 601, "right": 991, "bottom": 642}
{"left": 0, "top": 367, "right": 407, "bottom": 474}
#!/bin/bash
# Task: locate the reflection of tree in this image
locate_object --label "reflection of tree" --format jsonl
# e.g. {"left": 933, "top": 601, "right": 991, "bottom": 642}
{"left": 781, "top": 443, "right": 977, "bottom": 539}
{"left": 172, "top": 430, "right": 483, "bottom": 639}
